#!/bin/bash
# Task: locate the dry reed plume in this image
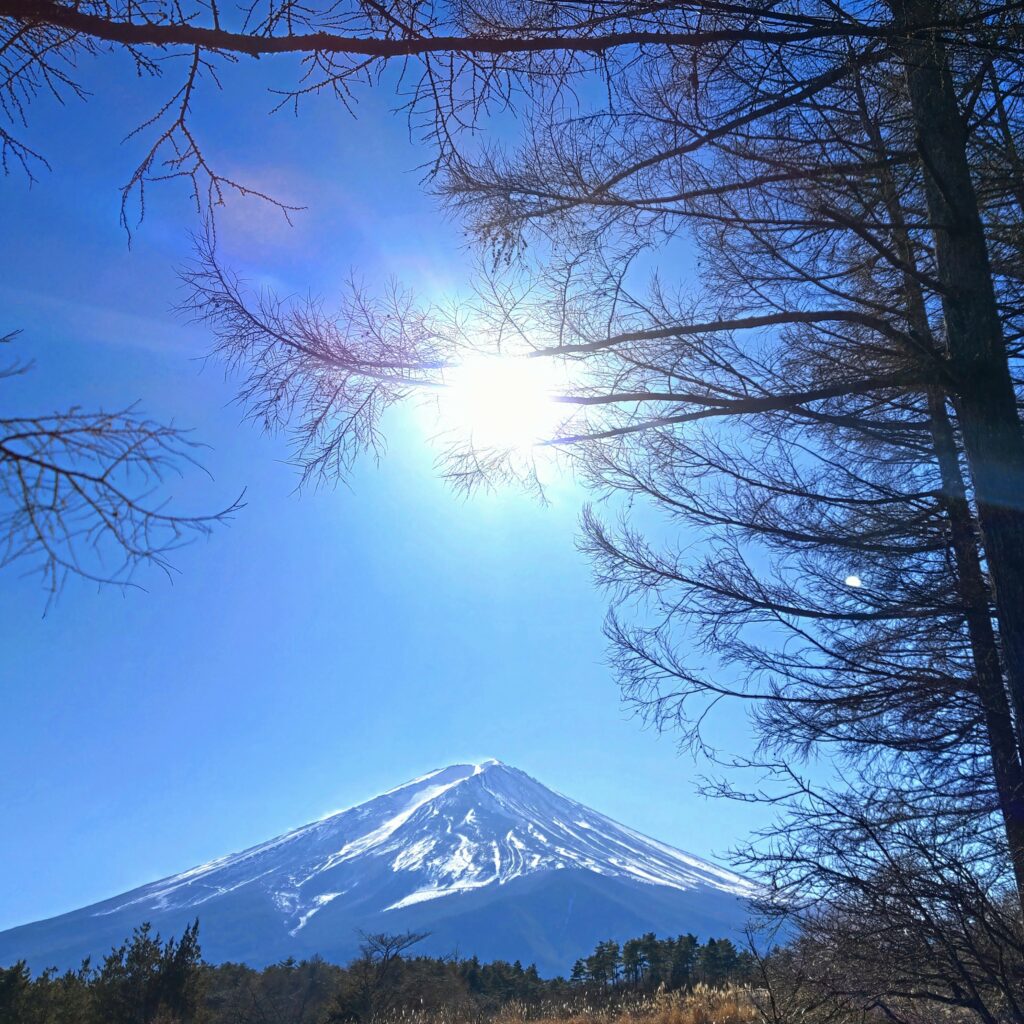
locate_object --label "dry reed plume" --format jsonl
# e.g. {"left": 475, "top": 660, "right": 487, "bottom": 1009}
{"left": 487, "top": 987, "right": 756, "bottom": 1024}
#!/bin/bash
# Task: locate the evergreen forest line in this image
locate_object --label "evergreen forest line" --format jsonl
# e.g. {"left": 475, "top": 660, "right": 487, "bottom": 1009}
{"left": 0, "top": 921, "right": 755, "bottom": 1024}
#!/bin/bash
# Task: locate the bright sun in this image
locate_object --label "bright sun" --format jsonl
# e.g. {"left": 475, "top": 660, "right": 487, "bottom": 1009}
{"left": 436, "top": 353, "right": 569, "bottom": 450}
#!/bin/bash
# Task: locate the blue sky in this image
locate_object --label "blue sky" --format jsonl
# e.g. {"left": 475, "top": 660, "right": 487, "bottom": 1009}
{"left": 0, "top": 52, "right": 772, "bottom": 932}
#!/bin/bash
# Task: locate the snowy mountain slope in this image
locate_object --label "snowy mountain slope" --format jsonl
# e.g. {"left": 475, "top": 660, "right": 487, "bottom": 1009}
{"left": 0, "top": 760, "right": 755, "bottom": 974}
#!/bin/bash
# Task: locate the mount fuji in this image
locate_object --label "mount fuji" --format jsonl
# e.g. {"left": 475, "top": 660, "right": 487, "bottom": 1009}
{"left": 0, "top": 760, "right": 755, "bottom": 975}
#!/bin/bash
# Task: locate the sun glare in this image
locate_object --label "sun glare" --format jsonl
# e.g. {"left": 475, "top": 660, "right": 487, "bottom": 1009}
{"left": 437, "top": 353, "right": 569, "bottom": 450}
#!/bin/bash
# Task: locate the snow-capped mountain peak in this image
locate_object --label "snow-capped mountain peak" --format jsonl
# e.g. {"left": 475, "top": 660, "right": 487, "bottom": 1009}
{"left": 95, "top": 760, "right": 751, "bottom": 932}
{"left": 0, "top": 761, "right": 754, "bottom": 975}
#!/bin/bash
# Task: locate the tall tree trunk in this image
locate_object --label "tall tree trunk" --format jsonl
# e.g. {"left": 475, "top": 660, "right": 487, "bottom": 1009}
{"left": 928, "top": 390, "right": 1024, "bottom": 907}
{"left": 852, "top": 63, "right": 1024, "bottom": 906}
{"left": 890, "top": 0, "right": 1024, "bottom": 775}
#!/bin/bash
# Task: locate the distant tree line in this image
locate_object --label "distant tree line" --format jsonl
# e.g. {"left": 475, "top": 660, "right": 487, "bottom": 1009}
{"left": 0, "top": 923, "right": 755, "bottom": 1024}
{"left": 571, "top": 934, "right": 752, "bottom": 990}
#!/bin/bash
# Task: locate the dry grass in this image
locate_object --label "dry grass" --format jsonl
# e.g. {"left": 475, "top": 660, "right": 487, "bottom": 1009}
{"left": 490, "top": 987, "right": 758, "bottom": 1024}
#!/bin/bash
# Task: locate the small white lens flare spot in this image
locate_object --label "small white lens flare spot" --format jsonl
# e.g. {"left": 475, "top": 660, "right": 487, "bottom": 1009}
{"left": 845, "top": 575, "right": 863, "bottom": 588}
{"left": 438, "top": 353, "right": 568, "bottom": 449}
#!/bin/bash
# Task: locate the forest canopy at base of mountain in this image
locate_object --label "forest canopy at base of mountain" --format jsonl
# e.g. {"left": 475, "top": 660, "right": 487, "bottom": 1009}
{"left": 0, "top": 921, "right": 756, "bottom": 1024}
